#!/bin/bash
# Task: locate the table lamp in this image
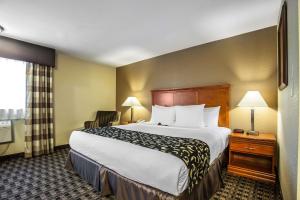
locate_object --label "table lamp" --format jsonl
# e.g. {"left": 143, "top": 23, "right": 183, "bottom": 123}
{"left": 237, "top": 91, "right": 268, "bottom": 135}
{"left": 122, "top": 97, "right": 141, "bottom": 123}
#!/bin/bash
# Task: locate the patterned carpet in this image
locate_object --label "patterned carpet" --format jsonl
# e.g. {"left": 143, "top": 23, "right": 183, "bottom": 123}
{"left": 0, "top": 148, "right": 282, "bottom": 200}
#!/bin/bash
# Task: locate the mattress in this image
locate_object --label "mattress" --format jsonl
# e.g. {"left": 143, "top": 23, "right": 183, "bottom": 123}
{"left": 69, "top": 123, "right": 231, "bottom": 196}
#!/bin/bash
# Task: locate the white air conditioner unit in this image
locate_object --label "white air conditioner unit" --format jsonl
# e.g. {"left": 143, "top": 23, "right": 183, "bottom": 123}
{"left": 0, "top": 120, "right": 13, "bottom": 144}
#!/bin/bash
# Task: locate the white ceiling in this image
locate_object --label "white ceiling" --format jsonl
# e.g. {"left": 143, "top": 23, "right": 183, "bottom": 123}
{"left": 0, "top": 0, "right": 281, "bottom": 67}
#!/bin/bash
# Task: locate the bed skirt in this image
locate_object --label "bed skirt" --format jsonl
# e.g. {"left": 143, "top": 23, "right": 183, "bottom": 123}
{"left": 65, "top": 149, "right": 227, "bottom": 200}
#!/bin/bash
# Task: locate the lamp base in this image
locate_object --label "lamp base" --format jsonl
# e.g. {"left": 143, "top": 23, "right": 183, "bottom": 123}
{"left": 247, "top": 130, "right": 259, "bottom": 136}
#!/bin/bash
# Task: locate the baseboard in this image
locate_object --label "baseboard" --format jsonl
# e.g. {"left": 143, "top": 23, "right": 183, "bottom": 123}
{"left": 0, "top": 144, "right": 70, "bottom": 161}
{"left": 54, "top": 144, "right": 70, "bottom": 150}
{"left": 0, "top": 152, "right": 25, "bottom": 161}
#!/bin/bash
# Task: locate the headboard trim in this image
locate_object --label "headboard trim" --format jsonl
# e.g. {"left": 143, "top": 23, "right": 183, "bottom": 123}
{"left": 151, "top": 84, "right": 230, "bottom": 127}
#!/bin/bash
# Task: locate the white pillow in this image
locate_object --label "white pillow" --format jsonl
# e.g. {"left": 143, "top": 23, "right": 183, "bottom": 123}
{"left": 204, "top": 106, "right": 220, "bottom": 127}
{"left": 174, "top": 105, "right": 205, "bottom": 128}
{"left": 150, "top": 106, "right": 175, "bottom": 125}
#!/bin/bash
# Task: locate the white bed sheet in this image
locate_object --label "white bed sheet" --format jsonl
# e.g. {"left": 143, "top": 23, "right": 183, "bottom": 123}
{"left": 69, "top": 123, "right": 231, "bottom": 196}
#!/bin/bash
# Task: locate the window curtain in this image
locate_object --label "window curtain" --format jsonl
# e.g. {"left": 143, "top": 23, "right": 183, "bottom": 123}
{"left": 25, "top": 63, "right": 54, "bottom": 157}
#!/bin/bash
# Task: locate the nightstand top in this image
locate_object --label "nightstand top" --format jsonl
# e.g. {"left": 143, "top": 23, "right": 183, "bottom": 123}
{"left": 230, "top": 132, "right": 276, "bottom": 141}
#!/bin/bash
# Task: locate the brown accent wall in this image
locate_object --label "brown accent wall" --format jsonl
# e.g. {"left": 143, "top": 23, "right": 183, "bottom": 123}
{"left": 116, "top": 26, "right": 277, "bottom": 133}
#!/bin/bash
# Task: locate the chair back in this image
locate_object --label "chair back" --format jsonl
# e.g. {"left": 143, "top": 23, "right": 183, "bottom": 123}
{"left": 96, "top": 111, "right": 118, "bottom": 127}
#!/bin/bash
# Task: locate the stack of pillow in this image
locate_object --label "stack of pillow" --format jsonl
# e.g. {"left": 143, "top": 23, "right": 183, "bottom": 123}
{"left": 150, "top": 105, "right": 220, "bottom": 128}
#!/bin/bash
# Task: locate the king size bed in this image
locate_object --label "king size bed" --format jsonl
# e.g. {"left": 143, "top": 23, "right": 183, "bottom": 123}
{"left": 66, "top": 84, "right": 231, "bottom": 200}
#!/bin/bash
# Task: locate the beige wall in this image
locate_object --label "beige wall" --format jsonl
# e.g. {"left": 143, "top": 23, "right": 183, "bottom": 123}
{"left": 117, "top": 26, "right": 278, "bottom": 133}
{"left": 298, "top": 1, "right": 300, "bottom": 199}
{"left": 0, "top": 52, "right": 116, "bottom": 155}
{"left": 0, "top": 120, "right": 25, "bottom": 156}
{"left": 54, "top": 53, "right": 116, "bottom": 146}
{"left": 277, "top": 0, "right": 299, "bottom": 199}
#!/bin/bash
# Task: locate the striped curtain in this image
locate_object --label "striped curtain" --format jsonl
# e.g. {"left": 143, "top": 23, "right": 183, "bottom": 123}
{"left": 25, "top": 63, "right": 54, "bottom": 158}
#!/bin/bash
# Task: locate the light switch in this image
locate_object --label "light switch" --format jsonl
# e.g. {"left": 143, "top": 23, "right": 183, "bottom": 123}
{"left": 290, "top": 64, "right": 294, "bottom": 97}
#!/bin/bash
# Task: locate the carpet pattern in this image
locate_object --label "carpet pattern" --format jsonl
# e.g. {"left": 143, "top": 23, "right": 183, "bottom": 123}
{"left": 0, "top": 148, "right": 282, "bottom": 200}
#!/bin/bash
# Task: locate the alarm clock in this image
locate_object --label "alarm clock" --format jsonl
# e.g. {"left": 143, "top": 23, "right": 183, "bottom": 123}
{"left": 233, "top": 129, "right": 244, "bottom": 134}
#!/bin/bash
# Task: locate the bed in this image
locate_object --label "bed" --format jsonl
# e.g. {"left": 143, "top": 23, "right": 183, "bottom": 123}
{"left": 66, "top": 84, "right": 231, "bottom": 200}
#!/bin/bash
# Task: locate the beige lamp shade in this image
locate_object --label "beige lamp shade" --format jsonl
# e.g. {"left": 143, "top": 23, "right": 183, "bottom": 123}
{"left": 237, "top": 91, "right": 268, "bottom": 108}
{"left": 122, "top": 97, "right": 141, "bottom": 107}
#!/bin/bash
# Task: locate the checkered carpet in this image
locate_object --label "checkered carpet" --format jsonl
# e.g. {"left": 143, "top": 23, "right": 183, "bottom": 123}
{"left": 0, "top": 148, "right": 282, "bottom": 200}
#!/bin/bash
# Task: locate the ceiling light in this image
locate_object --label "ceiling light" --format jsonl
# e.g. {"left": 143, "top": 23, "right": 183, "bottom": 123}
{"left": 0, "top": 25, "right": 4, "bottom": 33}
{"left": 98, "top": 47, "right": 154, "bottom": 66}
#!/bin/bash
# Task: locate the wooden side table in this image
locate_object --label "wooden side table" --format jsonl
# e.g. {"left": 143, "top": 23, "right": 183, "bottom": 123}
{"left": 228, "top": 132, "right": 276, "bottom": 183}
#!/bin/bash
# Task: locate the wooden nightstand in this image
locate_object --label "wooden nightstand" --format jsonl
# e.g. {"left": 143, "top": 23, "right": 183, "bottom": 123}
{"left": 228, "top": 132, "right": 276, "bottom": 184}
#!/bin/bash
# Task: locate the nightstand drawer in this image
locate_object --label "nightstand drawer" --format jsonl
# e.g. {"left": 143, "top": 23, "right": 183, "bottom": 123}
{"left": 229, "top": 133, "right": 276, "bottom": 183}
{"left": 230, "top": 142, "right": 274, "bottom": 156}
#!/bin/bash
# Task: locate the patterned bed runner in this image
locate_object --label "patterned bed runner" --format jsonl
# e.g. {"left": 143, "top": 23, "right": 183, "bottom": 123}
{"left": 82, "top": 126, "right": 210, "bottom": 194}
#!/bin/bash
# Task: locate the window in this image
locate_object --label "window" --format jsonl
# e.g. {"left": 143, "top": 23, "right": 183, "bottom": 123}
{"left": 0, "top": 57, "right": 26, "bottom": 120}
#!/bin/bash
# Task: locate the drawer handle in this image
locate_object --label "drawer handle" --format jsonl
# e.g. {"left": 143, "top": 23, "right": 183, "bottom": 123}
{"left": 244, "top": 147, "right": 255, "bottom": 150}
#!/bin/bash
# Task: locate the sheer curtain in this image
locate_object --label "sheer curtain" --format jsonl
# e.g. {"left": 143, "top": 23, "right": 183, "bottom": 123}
{"left": 0, "top": 57, "right": 26, "bottom": 120}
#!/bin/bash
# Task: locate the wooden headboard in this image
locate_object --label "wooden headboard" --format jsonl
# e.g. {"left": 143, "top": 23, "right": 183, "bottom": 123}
{"left": 151, "top": 84, "right": 230, "bottom": 127}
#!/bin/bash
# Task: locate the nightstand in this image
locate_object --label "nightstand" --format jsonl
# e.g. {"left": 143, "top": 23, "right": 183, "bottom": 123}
{"left": 228, "top": 132, "right": 276, "bottom": 184}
